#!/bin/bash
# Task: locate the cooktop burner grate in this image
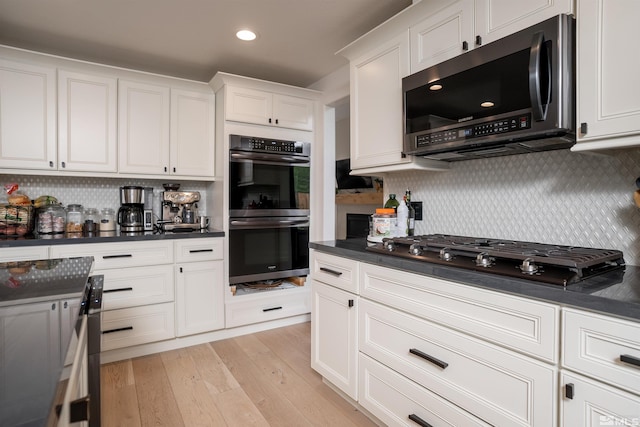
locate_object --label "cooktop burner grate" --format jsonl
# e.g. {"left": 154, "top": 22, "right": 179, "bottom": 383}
{"left": 366, "top": 234, "right": 625, "bottom": 286}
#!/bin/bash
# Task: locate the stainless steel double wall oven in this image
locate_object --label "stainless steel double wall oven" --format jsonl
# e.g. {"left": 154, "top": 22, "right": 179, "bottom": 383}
{"left": 228, "top": 134, "right": 310, "bottom": 284}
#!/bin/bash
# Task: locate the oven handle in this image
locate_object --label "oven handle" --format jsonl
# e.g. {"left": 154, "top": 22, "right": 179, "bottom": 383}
{"left": 230, "top": 151, "right": 310, "bottom": 166}
{"left": 230, "top": 218, "right": 310, "bottom": 228}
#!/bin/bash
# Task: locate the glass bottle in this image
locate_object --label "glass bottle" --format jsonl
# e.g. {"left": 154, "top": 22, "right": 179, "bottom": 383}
{"left": 384, "top": 194, "right": 400, "bottom": 211}
{"left": 405, "top": 190, "right": 415, "bottom": 236}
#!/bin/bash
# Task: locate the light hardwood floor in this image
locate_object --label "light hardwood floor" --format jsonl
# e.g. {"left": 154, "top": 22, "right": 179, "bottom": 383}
{"left": 101, "top": 322, "right": 377, "bottom": 426}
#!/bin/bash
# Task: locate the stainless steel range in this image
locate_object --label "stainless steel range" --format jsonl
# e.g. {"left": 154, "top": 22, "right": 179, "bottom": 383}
{"left": 366, "top": 234, "right": 625, "bottom": 286}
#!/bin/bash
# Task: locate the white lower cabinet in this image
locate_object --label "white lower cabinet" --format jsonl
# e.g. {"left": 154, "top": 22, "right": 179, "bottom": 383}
{"left": 225, "top": 286, "right": 310, "bottom": 328}
{"left": 101, "top": 302, "right": 175, "bottom": 351}
{"left": 176, "top": 260, "right": 224, "bottom": 336}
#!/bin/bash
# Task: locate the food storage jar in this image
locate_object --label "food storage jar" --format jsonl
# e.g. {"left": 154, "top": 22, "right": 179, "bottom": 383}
{"left": 84, "top": 208, "right": 99, "bottom": 233}
{"left": 371, "top": 208, "right": 396, "bottom": 237}
{"left": 66, "top": 204, "right": 84, "bottom": 233}
{"left": 37, "top": 204, "right": 66, "bottom": 234}
{"left": 99, "top": 208, "right": 116, "bottom": 232}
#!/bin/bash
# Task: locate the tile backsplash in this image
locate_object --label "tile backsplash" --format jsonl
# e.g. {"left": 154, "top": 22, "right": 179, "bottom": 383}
{"left": 0, "top": 175, "right": 209, "bottom": 222}
{"left": 384, "top": 149, "right": 640, "bottom": 266}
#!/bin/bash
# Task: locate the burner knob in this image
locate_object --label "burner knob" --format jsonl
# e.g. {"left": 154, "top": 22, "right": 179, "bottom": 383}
{"left": 439, "top": 248, "right": 453, "bottom": 261}
{"left": 409, "top": 243, "right": 423, "bottom": 256}
{"left": 383, "top": 240, "right": 396, "bottom": 252}
{"left": 475, "top": 252, "right": 494, "bottom": 267}
{"left": 520, "top": 258, "right": 539, "bottom": 274}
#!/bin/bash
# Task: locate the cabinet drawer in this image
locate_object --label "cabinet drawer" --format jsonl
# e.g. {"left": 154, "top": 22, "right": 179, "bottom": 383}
{"left": 311, "top": 250, "right": 358, "bottom": 293}
{"left": 100, "top": 265, "right": 174, "bottom": 310}
{"left": 0, "top": 246, "right": 48, "bottom": 262}
{"left": 101, "top": 302, "right": 175, "bottom": 351}
{"left": 360, "top": 299, "right": 556, "bottom": 427}
{"left": 562, "top": 308, "right": 640, "bottom": 395}
{"left": 360, "top": 262, "right": 558, "bottom": 363}
{"left": 225, "top": 287, "right": 310, "bottom": 328}
{"left": 174, "top": 238, "right": 223, "bottom": 263}
{"left": 359, "top": 353, "right": 491, "bottom": 427}
{"left": 50, "top": 240, "right": 173, "bottom": 270}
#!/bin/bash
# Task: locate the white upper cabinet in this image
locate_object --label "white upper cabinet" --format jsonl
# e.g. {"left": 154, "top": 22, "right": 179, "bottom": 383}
{"left": 224, "top": 85, "right": 314, "bottom": 131}
{"left": 170, "top": 88, "right": 215, "bottom": 177}
{"left": 0, "top": 59, "right": 56, "bottom": 170}
{"left": 118, "top": 79, "right": 171, "bottom": 175}
{"left": 573, "top": 0, "right": 640, "bottom": 151}
{"left": 410, "top": 0, "right": 474, "bottom": 73}
{"left": 58, "top": 69, "right": 117, "bottom": 173}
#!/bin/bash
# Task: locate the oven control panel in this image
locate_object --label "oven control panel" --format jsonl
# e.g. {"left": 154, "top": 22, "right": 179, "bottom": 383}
{"left": 230, "top": 134, "right": 310, "bottom": 156}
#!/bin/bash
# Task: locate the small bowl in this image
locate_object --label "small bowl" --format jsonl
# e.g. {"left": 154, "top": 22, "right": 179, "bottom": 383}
{"left": 163, "top": 183, "right": 180, "bottom": 191}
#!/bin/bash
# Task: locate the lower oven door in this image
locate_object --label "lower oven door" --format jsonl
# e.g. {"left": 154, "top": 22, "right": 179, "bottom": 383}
{"left": 229, "top": 217, "right": 310, "bottom": 284}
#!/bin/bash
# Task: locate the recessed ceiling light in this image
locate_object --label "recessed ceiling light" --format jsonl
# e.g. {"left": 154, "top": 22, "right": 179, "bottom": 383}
{"left": 236, "top": 29, "right": 257, "bottom": 41}
{"left": 429, "top": 84, "right": 443, "bottom": 91}
{"left": 481, "top": 101, "right": 495, "bottom": 108}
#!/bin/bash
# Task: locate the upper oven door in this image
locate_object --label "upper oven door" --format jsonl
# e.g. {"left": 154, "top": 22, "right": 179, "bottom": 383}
{"left": 229, "top": 150, "right": 310, "bottom": 217}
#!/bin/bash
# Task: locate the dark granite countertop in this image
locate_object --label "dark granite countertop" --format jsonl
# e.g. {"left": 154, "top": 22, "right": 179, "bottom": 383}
{"left": 310, "top": 239, "right": 640, "bottom": 323}
{"left": 0, "top": 228, "right": 225, "bottom": 248}
{"left": 0, "top": 256, "right": 94, "bottom": 426}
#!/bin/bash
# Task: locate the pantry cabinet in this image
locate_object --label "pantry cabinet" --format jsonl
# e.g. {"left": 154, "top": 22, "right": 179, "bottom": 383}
{"left": 0, "top": 59, "right": 56, "bottom": 171}
{"left": 58, "top": 69, "right": 117, "bottom": 173}
{"left": 223, "top": 85, "right": 314, "bottom": 131}
{"left": 573, "top": 0, "right": 640, "bottom": 151}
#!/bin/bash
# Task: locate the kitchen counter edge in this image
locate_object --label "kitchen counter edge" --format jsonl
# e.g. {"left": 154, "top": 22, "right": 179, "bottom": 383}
{"left": 0, "top": 229, "right": 225, "bottom": 248}
{"left": 310, "top": 239, "right": 640, "bottom": 323}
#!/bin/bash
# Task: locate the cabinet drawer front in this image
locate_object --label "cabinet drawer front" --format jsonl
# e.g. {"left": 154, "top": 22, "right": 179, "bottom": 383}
{"left": 311, "top": 250, "right": 358, "bottom": 293}
{"left": 50, "top": 240, "right": 173, "bottom": 269}
{"left": 101, "top": 265, "right": 174, "bottom": 310}
{"left": 101, "top": 302, "right": 175, "bottom": 351}
{"left": 0, "top": 246, "right": 48, "bottom": 262}
{"left": 562, "top": 308, "right": 640, "bottom": 395}
{"left": 360, "top": 299, "right": 556, "bottom": 427}
{"left": 174, "top": 238, "right": 223, "bottom": 263}
{"left": 359, "top": 353, "right": 491, "bottom": 427}
{"left": 225, "top": 288, "right": 310, "bottom": 328}
{"left": 360, "top": 263, "right": 558, "bottom": 363}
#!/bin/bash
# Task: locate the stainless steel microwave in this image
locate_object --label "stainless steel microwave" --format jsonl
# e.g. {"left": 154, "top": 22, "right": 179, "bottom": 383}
{"left": 403, "top": 14, "right": 575, "bottom": 161}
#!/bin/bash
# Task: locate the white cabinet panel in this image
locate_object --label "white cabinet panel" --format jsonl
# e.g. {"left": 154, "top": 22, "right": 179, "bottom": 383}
{"left": 0, "top": 246, "right": 48, "bottom": 262}
{"left": 58, "top": 69, "right": 117, "bottom": 173}
{"left": 174, "top": 238, "right": 223, "bottom": 263}
{"left": 101, "top": 265, "right": 174, "bottom": 311}
{"left": 225, "top": 287, "right": 310, "bottom": 328}
{"left": 175, "top": 260, "right": 224, "bottom": 336}
{"left": 310, "top": 249, "right": 359, "bottom": 294}
{"left": 50, "top": 240, "right": 173, "bottom": 270}
{"left": 0, "top": 59, "right": 56, "bottom": 170}
{"left": 272, "top": 93, "right": 314, "bottom": 131}
{"left": 101, "top": 302, "right": 175, "bottom": 351}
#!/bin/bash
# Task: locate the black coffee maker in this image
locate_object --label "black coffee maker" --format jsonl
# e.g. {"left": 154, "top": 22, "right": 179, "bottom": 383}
{"left": 118, "top": 186, "right": 145, "bottom": 232}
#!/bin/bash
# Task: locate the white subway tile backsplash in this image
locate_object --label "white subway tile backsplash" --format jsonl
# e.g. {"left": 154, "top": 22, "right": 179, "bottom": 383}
{"left": 384, "top": 149, "right": 640, "bottom": 265}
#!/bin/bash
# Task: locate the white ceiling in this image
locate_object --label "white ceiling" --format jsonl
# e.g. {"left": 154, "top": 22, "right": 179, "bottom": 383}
{"left": 0, "top": 0, "right": 412, "bottom": 87}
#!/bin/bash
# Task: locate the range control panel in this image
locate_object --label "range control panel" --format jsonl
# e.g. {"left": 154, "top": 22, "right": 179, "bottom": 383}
{"left": 416, "top": 113, "right": 531, "bottom": 148}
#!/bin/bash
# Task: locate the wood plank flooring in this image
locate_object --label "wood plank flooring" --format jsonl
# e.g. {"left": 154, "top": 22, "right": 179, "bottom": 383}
{"left": 101, "top": 322, "right": 377, "bottom": 426}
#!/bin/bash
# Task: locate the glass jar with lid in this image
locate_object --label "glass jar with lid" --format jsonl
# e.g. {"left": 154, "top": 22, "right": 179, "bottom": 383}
{"left": 66, "top": 204, "right": 84, "bottom": 233}
{"left": 84, "top": 208, "right": 99, "bottom": 233}
{"left": 99, "top": 208, "right": 116, "bottom": 232}
{"left": 37, "top": 204, "right": 66, "bottom": 234}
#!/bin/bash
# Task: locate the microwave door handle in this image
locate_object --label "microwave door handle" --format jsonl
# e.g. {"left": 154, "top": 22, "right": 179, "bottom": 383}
{"left": 528, "top": 31, "right": 550, "bottom": 121}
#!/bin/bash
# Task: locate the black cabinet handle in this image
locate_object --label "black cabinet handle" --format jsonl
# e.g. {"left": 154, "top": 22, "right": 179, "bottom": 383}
{"left": 320, "top": 267, "right": 342, "bottom": 277}
{"left": 61, "top": 161, "right": 66, "bottom": 168}
{"left": 268, "top": 118, "right": 272, "bottom": 124}
{"left": 565, "top": 383, "right": 574, "bottom": 399}
{"left": 103, "top": 287, "right": 133, "bottom": 293}
{"left": 164, "top": 166, "right": 168, "bottom": 172}
{"left": 409, "top": 348, "right": 449, "bottom": 369}
{"left": 102, "top": 326, "right": 133, "bottom": 334}
{"left": 173, "top": 167, "right": 176, "bottom": 173}
{"left": 408, "top": 414, "right": 433, "bottom": 427}
{"left": 49, "top": 160, "right": 54, "bottom": 168}
{"left": 621, "top": 354, "right": 640, "bottom": 367}
{"left": 348, "top": 299, "right": 354, "bottom": 308}
{"left": 189, "top": 249, "right": 214, "bottom": 253}
{"left": 580, "top": 122, "right": 588, "bottom": 135}
{"left": 103, "top": 254, "right": 133, "bottom": 259}
{"left": 275, "top": 119, "right": 279, "bottom": 125}
{"left": 263, "top": 306, "right": 282, "bottom": 312}
{"left": 462, "top": 40, "right": 469, "bottom": 51}
{"left": 475, "top": 35, "right": 482, "bottom": 46}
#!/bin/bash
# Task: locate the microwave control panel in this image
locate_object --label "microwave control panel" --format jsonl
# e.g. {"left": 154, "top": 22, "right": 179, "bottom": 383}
{"left": 416, "top": 113, "right": 531, "bottom": 147}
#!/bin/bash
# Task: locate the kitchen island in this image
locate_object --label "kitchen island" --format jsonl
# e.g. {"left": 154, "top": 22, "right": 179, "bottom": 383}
{"left": 0, "top": 256, "right": 94, "bottom": 427}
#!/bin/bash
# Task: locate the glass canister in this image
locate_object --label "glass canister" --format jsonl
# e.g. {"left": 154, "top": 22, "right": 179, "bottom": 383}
{"left": 84, "top": 208, "right": 99, "bottom": 233}
{"left": 65, "top": 204, "right": 84, "bottom": 234}
{"left": 37, "top": 204, "right": 66, "bottom": 234}
{"left": 99, "top": 208, "right": 116, "bottom": 232}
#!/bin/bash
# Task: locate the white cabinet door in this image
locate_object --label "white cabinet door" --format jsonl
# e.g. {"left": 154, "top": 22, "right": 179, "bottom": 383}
{"left": 272, "top": 93, "right": 314, "bottom": 131}
{"left": 224, "top": 85, "right": 272, "bottom": 126}
{"left": 0, "top": 301, "right": 60, "bottom": 427}
{"left": 351, "top": 31, "right": 410, "bottom": 170}
{"left": 0, "top": 246, "right": 48, "bottom": 262}
{"left": 175, "top": 260, "right": 224, "bottom": 336}
{"left": 475, "top": 0, "right": 573, "bottom": 47}
{"left": 410, "top": 0, "right": 474, "bottom": 73}
{"left": 576, "top": 0, "right": 640, "bottom": 144}
{"left": 58, "top": 70, "right": 117, "bottom": 173}
{"left": 118, "top": 79, "right": 170, "bottom": 175}
{"left": 0, "top": 59, "right": 56, "bottom": 171}
{"left": 170, "top": 88, "right": 215, "bottom": 177}
{"left": 561, "top": 372, "right": 640, "bottom": 427}
{"left": 310, "top": 281, "right": 358, "bottom": 400}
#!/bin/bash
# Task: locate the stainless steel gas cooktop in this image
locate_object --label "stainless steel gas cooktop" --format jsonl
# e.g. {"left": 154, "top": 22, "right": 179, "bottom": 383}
{"left": 366, "top": 234, "right": 625, "bottom": 286}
